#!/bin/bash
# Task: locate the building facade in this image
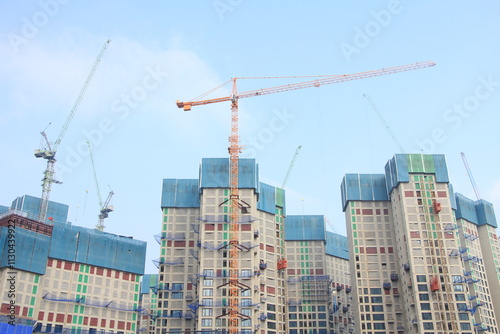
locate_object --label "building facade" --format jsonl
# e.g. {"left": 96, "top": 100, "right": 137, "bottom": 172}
{"left": 341, "top": 154, "right": 499, "bottom": 334}
{"left": 0, "top": 196, "right": 147, "bottom": 334}
{"left": 156, "top": 158, "right": 288, "bottom": 334}
{"left": 285, "top": 215, "right": 354, "bottom": 334}
{"left": 139, "top": 274, "right": 159, "bottom": 334}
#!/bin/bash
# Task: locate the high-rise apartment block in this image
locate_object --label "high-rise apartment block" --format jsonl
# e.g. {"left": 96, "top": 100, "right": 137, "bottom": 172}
{"left": 341, "top": 154, "right": 500, "bottom": 334}
{"left": 0, "top": 195, "right": 147, "bottom": 334}
{"left": 157, "top": 158, "right": 287, "bottom": 334}
{"left": 139, "top": 274, "right": 159, "bottom": 334}
{"left": 284, "top": 215, "right": 354, "bottom": 334}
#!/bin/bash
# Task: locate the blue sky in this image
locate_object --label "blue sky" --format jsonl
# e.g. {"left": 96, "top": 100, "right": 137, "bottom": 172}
{"left": 1, "top": 1, "right": 499, "bottom": 274}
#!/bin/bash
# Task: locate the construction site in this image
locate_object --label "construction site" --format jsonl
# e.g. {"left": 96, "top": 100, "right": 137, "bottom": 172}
{"left": 1, "top": 33, "right": 500, "bottom": 334}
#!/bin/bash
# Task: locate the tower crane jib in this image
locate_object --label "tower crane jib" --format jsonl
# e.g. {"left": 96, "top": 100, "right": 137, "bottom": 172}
{"left": 176, "top": 60, "right": 435, "bottom": 334}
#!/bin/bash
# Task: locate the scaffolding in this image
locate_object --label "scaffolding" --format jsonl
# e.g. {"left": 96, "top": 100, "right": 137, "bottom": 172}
{"left": 287, "top": 275, "right": 332, "bottom": 303}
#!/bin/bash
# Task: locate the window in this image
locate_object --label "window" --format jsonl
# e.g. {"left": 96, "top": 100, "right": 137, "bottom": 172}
{"left": 55, "top": 325, "right": 64, "bottom": 334}
{"left": 171, "top": 283, "right": 183, "bottom": 291}
{"left": 418, "top": 284, "right": 428, "bottom": 291}
{"left": 241, "top": 289, "right": 251, "bottom": 297}
{"left": 370, "top": 288, "right": 382, "bottom": 294}
{"left": 203, "top": 269, "right": 214, "bottom": 277}
{"left": 374, "top": 323, "right": 386, "bottom": 330}
{"left": 371, "top": 297, "right": 383, "bottom": 303}
{"left": 203, "top": 279, "right": 213, "bottom": 287}
{"left": 455, "top": 294, "right": 466, "bottom": 301}
{"left": 241, "top": 269, "right": 252, "bottom": 278}
{"left": 241, "top": 298, "right": 252, "bottom": 306}
{"left": 171, "top": 292, "right": 183, "bottom": 299}
{"left": 171, "top": 310, "right": 183, "bottom": 318}
{"left": 419, "top": 293, "right": 429, "bottom": 301}
{"left": 453, "top": 284, "right": 464, "bottom": 291}
{"left": 373, "top": 314, "right": 384, "bottom": 321}
{"left": 460, "top": 323, "right": 471, "bottom": 330}
{"left": 201, "top": 318, "right": 212, "bottom": 327}
{"left": 202, "top": 298, "right": 213, "bottom": 306}
{"left": 423, "top": 323, "right": 434, "bottom": 330}
{"left": 371, "top": 305, "right": 383, "bottom": 312}
{"left": 421, "top": 303, "right": 430, "bottom": 310}
{"left": 202, "top": 289, "right": 213, "bottom": 296}
{"left": 422, "top": 313, "right": 432, "bottom": 320}
{"left": 202, "top": 308, "right": 213, "bottom": 316}
{"left": 241, "top": 308, "right": 251, "bottom": 317}
{"left": 458, "top": 313, "right": 469, "bottom": 320}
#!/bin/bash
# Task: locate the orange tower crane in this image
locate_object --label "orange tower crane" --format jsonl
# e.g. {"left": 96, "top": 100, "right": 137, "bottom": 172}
{"left": 176, "top": 60, "right": 435, "bottom": 334}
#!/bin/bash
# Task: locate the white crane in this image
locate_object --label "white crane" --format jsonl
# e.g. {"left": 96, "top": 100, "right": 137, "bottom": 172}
{"left": 282, "top": 145, "right": 302, "bottom": 189}
{"left": 87, "top": 142, "right": 114, "bottom": 231}
{"left": 363, "top": 94, "right": 405, "bottom": 153}
{"left": 34, "top": 39, "right": 110, "bottom": 223}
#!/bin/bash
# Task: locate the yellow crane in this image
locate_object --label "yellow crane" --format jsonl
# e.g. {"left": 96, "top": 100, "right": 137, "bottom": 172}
{"left": 176, "top": 60, "right": 436, "bottom": 334}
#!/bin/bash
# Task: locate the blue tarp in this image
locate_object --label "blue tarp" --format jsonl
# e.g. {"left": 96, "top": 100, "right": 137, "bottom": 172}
{"left": 161, "top": 179, "right": 200, "bottom": 208}
{"left": 449, "top": 184, "right": 457, "bottom": 210}
{"left": 11, "top": 195, "right": 69, "bottom": 224}
{"left": 0, "top": 226, "right": 50, "bottom": 275}
{"left": 285, "top": 215, "right": 326, "bottom": 241}
{"left": 475, "top": 200, "right": 497, "bottom": 228}
{"left": 49, "top": 224, "right": 147, "bottom": 275}
{"left": 384, "top": 154, "right": 449, "bottom": 194}
{"left": 257, "top": 182, "right": 281, "bottom": 214}
{"left": 141, "top": 274, "right": 159, "bottom": 294}
{"left": 455, "top": 193, "right": 497, "bottom": 228}
{"left": 199, "top": 158, "right": 259, "bottom": 189}
{"left": 455, "top": 193, "right": 479, "bottom": 224}
{"left": 340, "top": 174, "right": 389, "bottom": 211}
{"left": 0, "top": 323, "right": 33, "bottom": 334}
{"left": 325, "top": 231, "right": 349, "bottom": 260}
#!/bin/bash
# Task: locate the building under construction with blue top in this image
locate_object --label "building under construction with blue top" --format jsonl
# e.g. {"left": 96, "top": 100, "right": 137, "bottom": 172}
{"left": 0, "top": 195, "right": 147, "bottom": 334}
{"left": 284, "top": 215, "right": 354, "bottom": 334}
{"left": 341, "top": 153, "right": 500, "bottom": 334}
{"left": 155, "top": 158, "right": 354, "bottom": 334}
{"left": 156, "top": 158, "right": 288, "bottom": 334}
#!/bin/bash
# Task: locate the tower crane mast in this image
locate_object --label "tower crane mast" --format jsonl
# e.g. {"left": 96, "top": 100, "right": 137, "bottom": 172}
{"left": 176, "top": 60, "right": 435, "bottom": 334}
{"left": 34, "top": 39, "right": 110, "bottom": 223}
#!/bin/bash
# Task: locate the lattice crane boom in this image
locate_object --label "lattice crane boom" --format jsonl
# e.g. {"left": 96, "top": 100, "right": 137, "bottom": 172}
{"left": 177, "top": 60, "right": 435, "bottom": 334}
{"left": 363, "top": 94, "right": 405, "bottom": 153}
{"left": 282, "top": 145, "right": 302, "bottom": 189}
{"left": 176, "top": 61, "right": 435, "bottom": 111}
{"left": 34, "top": 39, "right": 110, "bottom": 223}
{"left": 461, "top": 152, "right": 481, "bottom": 200}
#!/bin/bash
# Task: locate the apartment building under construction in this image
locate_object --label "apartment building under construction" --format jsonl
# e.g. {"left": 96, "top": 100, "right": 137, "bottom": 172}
{"left": 341, "top": 153, "right": 499, "bottom": 334}
{"left": 0, "top": 195, "right": 147, "bottom": 334}
{"left": 284, "top": 215, "right": 354, "bottom": 334}
{"left": 156, "top": 158, "right": 288, "bottom": 334}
